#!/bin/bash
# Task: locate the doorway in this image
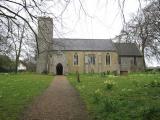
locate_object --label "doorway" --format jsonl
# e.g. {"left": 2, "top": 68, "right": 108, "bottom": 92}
{"left": 56, "top": 63, "right": 63, "bottom": 75}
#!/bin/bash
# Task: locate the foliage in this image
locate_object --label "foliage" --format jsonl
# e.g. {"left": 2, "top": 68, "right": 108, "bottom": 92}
{"left": 0, "top": 55, "right": 12, "bottom": 66}
{"left": 104, "top": 80, "right": 115, "bottom": 90}
{"left": 112, "top": 71, "right": 118, "bottom": 76}
{"left": 42, "top": 70, "right": 48, "bottom": 74}
{"left": 149, "top": 80, "right": 160, "bottom": 87}
{"left": 68, "top": 73, "right": 160, "bottom": 120}
{"left": 107, "top": 71, "right": 110, "bottom": 75}
{"left": 0, "top": 73, "right": 52, "bottom": 120}
{"left": 143, "top": 107, "right": 160, "bottom": 120}
{"left": 92, "top": 89, "right": 103, "bottom": 104}
{"left": 101, "top": 72, "right": 106, "bottom": 77}
{"left": 99, "top": 97, "right": 118, "bottom": 113}
{"left": 0, "top": 55, "right": 15, "bottom": 72}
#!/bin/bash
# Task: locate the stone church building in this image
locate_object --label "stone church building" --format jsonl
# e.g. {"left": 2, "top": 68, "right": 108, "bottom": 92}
{"left": 36, "top": 17, "right": 144, "bottom": 75}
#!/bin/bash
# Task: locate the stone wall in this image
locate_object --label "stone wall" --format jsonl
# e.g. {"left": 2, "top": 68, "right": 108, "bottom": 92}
{"left": 36, "top": 17, "right": 53, "bottom": 73}
{"left": 120, "top": 56, "right": 144, "bottom": 72}
{"left": 49, "top": 51, "right": 119, "bottom": 74}
{"left": 49, "top": 51, "right": 68, "bottom": 75}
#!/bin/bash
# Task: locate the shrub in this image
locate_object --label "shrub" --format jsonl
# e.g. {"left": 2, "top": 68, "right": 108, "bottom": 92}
{"left": 132, "top": 80, "right": 139, "bottom": 87}
{"left": 42, "top": 70, "right": 48, "bottom": 74}
{"left": 104, "top": 80, "right": 115, "bottom": 90}
{"left": 92, "top": 89, "right": 102, "bottom": 104}
{"left": 150, "top": 80, "right": 160, "bottom": 87}
{"left": 112, "top": 71, "right": 118, "bottom": 76}
{"left": 101, "top": 72, "right": 106, "bottom": 77}
{"left": 93, "top": 97, "right": 119, "bottom": 120}
{"left": 102, "top": 98, "right": 117, "bottom": 112}
{"left": 107, "top": 71, "right": 110, "bottom": 75}
{"left": 151, "top": 69, "right": 158, "bottom": 74}
{"left": 142, "top": 107, "right": 160, "bottom": 120}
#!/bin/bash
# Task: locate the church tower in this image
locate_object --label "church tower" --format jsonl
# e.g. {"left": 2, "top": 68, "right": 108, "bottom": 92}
{"left": 36, "top": 17, "right": 53, "bottom": 73}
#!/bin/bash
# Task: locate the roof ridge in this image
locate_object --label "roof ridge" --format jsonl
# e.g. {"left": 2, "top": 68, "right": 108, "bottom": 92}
{"left": 53, "top": 38, "right": 111, "bottom": 40}
{"left": 114, "top": 42, "right": 135, "bottom": 44}
{"left": 52, "top": 38, "right": 115, "bottom": 51}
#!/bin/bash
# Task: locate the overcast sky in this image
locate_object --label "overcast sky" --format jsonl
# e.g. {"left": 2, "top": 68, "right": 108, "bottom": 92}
{"left": 43, "top": 0, "right": 159, "bottom": 67}
{"left": 45, "top": 0, "right": 147, "bottom": 39}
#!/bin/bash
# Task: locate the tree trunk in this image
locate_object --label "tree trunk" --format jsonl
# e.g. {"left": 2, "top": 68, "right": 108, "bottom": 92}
{"left": 15, "top": 57, "right": 19, "bottom": 73}
{"left": 14, "top": 24, "right": 25, "bottom": 73}
{"left": 142, "top": 46, "right": 146, "bottom": 70}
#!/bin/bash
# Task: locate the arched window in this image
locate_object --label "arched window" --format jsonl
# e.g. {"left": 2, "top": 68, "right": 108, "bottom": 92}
{"left": 106, "top": 53, "right": 111, "bottom": 65}
{"left": 89, "top": 54, "right": 96, "bottom": 65}
{"left": 73, "top": 53, "right": 78, "bottom": 65}
{"left": 85, "top": 54, "right": 96, "bottom": 65}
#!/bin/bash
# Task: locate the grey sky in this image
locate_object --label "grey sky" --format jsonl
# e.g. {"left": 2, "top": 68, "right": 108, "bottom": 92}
{"left": 45, "top": 0, "right": 146, "bottom": 39}
{"left": 42, "top": 0, "right": 159, "bottom": 67}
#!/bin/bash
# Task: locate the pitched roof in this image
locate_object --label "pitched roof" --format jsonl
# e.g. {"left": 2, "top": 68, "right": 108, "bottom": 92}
{"left": 114, "top": 43, "right": 142, "bottom": 56}
{"left": 52, "top": 38, "right": 116, "bottom": 51}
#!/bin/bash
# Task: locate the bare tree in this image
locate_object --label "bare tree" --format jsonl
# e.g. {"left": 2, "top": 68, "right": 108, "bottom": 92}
{"left": 0, "top": 0, "right": 89, "bottom": 54}
{"left": 0, "top": 0, "right": 43, "bottom": 54}
{"left": 0, "top": 35, "right": 12, "bottom": 55}
{"left": 8, "top": 22, "right": 26, "bottom": 73}
{"left": 143, "top": 0, "right": 160, "bottom": 60}
{"left": 118, "top": 0, "right": 160, "bottom": 68}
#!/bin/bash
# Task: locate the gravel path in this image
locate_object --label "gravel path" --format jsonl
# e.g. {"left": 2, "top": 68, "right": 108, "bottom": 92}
{"left": 22, "top": 76, "right": 90, "bottom": 120}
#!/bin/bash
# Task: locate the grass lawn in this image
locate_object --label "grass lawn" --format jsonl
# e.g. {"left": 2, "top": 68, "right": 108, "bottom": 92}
{"left": 68, "top": 73, "right": 160, "bottom": 120}
{"left": 0, "top": 73, "right": 53, "bottom": 120}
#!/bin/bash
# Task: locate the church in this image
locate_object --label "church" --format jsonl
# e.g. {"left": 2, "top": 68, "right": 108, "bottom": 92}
{"left": 36, "top": 17, "right": 144, "bottom": 75}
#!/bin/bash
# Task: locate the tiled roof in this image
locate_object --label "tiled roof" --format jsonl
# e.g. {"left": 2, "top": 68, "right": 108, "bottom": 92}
{"left": 52, "top": 38, "right": 116, "bottom": 51}
{"left": 114, "top": 43, "right": 142, "bottom": 56}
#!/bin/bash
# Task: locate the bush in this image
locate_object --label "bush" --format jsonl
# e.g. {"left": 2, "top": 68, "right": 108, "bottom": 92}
{"left": 101, "top": 72, "right": 106, "bottom": 77}
{"left": 0, "top": 55, "right": 15, "bottom": 73}
{"left": 104, "top": 80, "right": 115, "bottom": 90}
{"left": 92, "top": 89, "right": 103, "bottom": 104}
{"left": 42, "top": 70, "right": 48, "bottom": 74}
{"left": 150, "top": 80, "right": 160, "bottom": 87}
{"left": 100, "top": 97, "right": 118, "bottom": 113}
{"left": 142, "top": 107, "right": 160, "bottom": 120}
{"left": 0, "top": 66, "right": 9, "bottom": 72}
{"left": 0, "top": 66, "right": 15, "bottom": 73}
{"left": 112, "top": 71, "right": 118, "bottom": 76}
{"left": 107, "top": 71, "right": 110, "bottom": 75}
{"left": 94, "top": 97, "right": 119, "bottom": 120}
{"left": 132, "top": 80, "right": 139, "bottom": 87}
